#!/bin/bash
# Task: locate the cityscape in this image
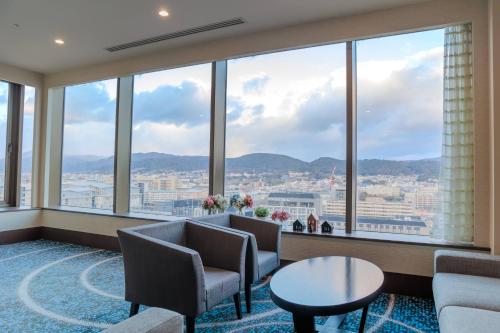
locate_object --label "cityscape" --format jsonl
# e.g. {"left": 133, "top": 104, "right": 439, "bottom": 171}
{"left": 58, "top": 152, "right": 439, "bottom": 236}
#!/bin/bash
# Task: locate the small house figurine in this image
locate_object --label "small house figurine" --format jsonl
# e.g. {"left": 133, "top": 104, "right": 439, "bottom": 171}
{"left": 321, "top": 221, "right": 333, "bottom": 234}
{"left": 293, "top": 219, "right": 305, "bottom": 232}
{"left": 307, "top": 213, "right": 319, "bottom": 233}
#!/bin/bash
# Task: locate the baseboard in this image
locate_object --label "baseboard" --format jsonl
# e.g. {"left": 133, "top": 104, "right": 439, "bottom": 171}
{"left": 383, "top": 271, "right": 433, "bottom": 298}
{"left": 0, "top": 227, "right": 42, "bottom": 244}
{"left": 280, "top": 259, "right": 433, "bottom": 298}
{"left": 40, "top": 227, "right": 121, "bottom": 252}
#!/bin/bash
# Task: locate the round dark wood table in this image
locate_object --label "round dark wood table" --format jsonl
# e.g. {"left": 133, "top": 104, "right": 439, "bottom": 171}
{"left": 270, "top": 256, "right": 384, "bottom": 333}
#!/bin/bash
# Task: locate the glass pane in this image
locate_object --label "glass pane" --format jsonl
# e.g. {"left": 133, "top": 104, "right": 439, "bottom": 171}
{"left": 356, "top": 29, "right": 444, "bottom": 235}
{"left": 20, "top": 86, "right": 35, "bottom": 206}
{"left": 129, "top": 64, "right": 211, "bottom": 217}
{"left": 225, "top": 44, "right": 347, "bottom": 230}
{"left": 61, "top": 79, "right": 117, "bottom": 210}
{"left": 0, "top": 82, "right": 7, "bottom": 201}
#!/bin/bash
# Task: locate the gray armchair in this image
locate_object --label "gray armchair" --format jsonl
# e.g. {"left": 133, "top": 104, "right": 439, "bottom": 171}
{"left": 191, "top": 213, "right": 281, "bottom": 312}
{"left": 117, "top": 220, "right": 248, "bottom": 333}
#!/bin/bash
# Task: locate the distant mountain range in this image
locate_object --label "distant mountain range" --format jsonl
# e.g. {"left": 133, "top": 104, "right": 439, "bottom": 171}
{"left": 46, "top": 152, "right": 439, "bottom": 178}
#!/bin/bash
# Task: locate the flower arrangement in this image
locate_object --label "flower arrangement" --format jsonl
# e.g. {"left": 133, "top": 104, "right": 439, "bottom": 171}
{"left": 202, "top": 194, "right": 228, "bottom": 214}
{"left": 271, "top": 210, "right": 290, "bottom": 223}
{"left": 230, "top": 194, "right": 254, "bottom": 214}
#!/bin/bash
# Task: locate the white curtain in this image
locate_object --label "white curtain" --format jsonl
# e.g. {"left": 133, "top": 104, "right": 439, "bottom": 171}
{"left": 432, "top": 24, "right": 474, "bottom": 243}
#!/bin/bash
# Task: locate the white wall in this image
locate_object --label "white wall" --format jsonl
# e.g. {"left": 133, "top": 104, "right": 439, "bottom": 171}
{"left": 0, "top": 210, "right": 41, "bottom": 232}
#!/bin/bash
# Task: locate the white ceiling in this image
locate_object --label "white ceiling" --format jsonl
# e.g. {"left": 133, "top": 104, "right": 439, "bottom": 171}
{"left": 0, "top": 0, "right": 428, "bottom": 74}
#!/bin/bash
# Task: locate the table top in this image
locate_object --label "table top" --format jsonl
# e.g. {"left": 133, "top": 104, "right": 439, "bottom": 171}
{"left": 270, "top": 256, "right": 384, "bottom": 316}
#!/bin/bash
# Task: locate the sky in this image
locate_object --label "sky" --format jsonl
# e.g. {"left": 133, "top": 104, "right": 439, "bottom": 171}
{"left": 59, "top": 28, "right": 445, "bottom": 162}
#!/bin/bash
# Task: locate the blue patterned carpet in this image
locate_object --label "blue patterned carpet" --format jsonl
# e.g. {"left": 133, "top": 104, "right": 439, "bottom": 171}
{"left": 0, "top": 240, "right": 439, "bottom": 332}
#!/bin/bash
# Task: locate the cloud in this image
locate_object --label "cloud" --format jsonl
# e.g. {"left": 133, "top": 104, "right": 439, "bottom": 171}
{"left": 243, "top": 74, "right": 269, "bottom": 94}
{"left": 64, "top": 82, "right": 116, "bottom": 124}
{"left": 133, "top": 80, "right": 210, "bottom": 127}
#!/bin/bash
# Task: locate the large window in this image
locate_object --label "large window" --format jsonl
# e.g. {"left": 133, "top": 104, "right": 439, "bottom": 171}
{"left": 356, "top": 29, "right": 444, "bottom": 235}
{"left": 20, "top": 86, "right": 35, "bottom": 206}
{"left": 61, "top": 79, "right": 117, "bottom": 210}
{"left": 129, "top": 64, "right": 211, "bottom": 216}
{"left": 225, "top": 44, "right": 346, "bottom": 227}
{"left": 0, "top": 82, "right": 8, "bottom": 201}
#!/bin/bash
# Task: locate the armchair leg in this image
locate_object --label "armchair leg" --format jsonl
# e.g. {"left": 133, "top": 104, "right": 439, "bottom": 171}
{"left": 186, "top": 316, "right": 195, "bottom": 333}
{"left": 129, "top": 303, "right": 139, "bottom": 317}
{"left": 245, "top": 282, "right": 252, "bottom": 313}
{"left": 234, "top": 293, "right": 243, "bottom": 319}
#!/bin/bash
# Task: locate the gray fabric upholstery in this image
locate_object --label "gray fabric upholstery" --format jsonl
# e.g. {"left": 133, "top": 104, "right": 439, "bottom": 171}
{"left": 433, "top": 250, "right": 500, "bottom": 332}
{"left": 103, "top": 307, "right": 183, "bottom": 333}
{"left": 433, "top": 273, "right": 500, "bottom": 316}
{"left": 439, "top": 306, "right": 500, "bottom": 333}
{"left": 204, "top": 266, "right": 240, "bottom": 308}
{"left": 193, "top": 213, "right": 281, "bottom": 283}
{"left": 118, "top": 220, "right": 248, "bottom": 318}
{"left": 434, "top": 250, "right": 500, "bottom": 279}
{"left": 257, "top": 250, "right": 279, "bottom": 278}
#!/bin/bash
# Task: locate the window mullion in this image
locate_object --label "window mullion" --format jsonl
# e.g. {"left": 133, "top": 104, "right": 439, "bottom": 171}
{"left": 210, "top": 60, "right": 227, "bottom": 196}
{"left": 114, "top": 76, "right": 134, "bottom": 213}
{"left": 5, "top": 83, "right": 24, "bottom": 206}
{"left": 346, "top": 41, "right": 357, "bottom": 233}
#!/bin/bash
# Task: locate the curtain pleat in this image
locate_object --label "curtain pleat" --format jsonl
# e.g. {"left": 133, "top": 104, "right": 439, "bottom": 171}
{"left": 431, "top": 23, "right": 474, "bottom": 243}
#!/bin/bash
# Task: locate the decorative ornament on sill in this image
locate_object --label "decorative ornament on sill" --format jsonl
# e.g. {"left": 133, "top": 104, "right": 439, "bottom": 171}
{"left": 292, "top": 219, "right": 305, "bottom": 232}
{"left": 307, "top": 213, "right": 319, "bottom": 233}
{"left": 321, "top": 220, "right": 333, "bottom": 234}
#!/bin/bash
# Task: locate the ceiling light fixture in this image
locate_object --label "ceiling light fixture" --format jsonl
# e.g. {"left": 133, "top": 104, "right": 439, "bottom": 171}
{"left": 158, "top": 9, "right": 169, "bottom": 17}
{"left": 54, "top": 38, "right": 65, "bottom": 45}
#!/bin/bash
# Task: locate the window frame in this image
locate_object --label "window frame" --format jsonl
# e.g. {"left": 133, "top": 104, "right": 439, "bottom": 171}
{"left": 46, "top": 24, "right": 464, "bottom": 241}
{"left": 0, "top": 81, "right": 32, "bottom": 207}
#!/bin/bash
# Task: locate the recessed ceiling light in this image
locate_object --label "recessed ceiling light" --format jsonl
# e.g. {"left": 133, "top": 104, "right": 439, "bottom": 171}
{"left": 54, "top": 38, "right": 65, "bottom": 45}
{"left": 158, "top": 9, "right": 169, "bottom": 17}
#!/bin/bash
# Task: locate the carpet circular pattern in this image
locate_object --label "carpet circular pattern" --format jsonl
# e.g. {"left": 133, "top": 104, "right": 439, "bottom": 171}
{"left": 0, "top": 240, "right": 439, "bottom": 332}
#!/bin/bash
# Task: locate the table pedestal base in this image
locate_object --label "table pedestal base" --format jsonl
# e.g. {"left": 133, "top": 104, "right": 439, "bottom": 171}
{"left": 292, "top": 313, "right": 315, "bottom": 333}
{"left": 292, "top": 306, "right": 369, "bottom": 333}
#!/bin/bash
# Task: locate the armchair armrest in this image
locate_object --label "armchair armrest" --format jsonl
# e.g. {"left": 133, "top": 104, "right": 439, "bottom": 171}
{"left": 434, "top": 250, "right": 500, "bottom": 279}
{"left": 118, "top": 229, "right": 206, "bottom": 317}
{"left": 186, "top": 221, "right": 248, "bottom": 286}
{"left": 230, "top": 215, "right": 281, "bottom": 253}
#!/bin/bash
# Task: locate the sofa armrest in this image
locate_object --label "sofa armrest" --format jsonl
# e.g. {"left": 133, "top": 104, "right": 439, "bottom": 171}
{"left": 118, "top": 229, "right": 206, "bottom": 317}
{"left": 103, "top": 308, "right": 183, "bottom": 333}
{"left": 186, "top": 221, "right": 248, "bottom": 286}
{"left": 434, "top": 250, "right": 500, "bottom": 278}
{"left": 230, "top": 215, "right": 281, "bottom": 254}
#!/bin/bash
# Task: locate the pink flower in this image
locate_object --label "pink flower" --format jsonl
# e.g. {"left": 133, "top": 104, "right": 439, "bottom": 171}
{"left": 206, "top": 198, "right": 214, "bottom": 207}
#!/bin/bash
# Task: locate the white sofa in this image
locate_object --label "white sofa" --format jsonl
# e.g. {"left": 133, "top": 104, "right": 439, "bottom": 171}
{"left": 433, "top": 250, "right": 500, "bottom": 333}
{"left": 103, "top": 307, "right": 183, "bottom": 333}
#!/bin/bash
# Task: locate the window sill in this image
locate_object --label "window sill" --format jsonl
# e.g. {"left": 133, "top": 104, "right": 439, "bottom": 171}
{"left": 282, "top": 227, "right": 488, "bottom": 251}
{"left": 43, "top": 206, "right": 185, "bottom": 222}
{"left": 0, "top": 206, "right": 40, "bottom": 213}
{"left": 42, "top": 206, "right": 488, "bottom": 251}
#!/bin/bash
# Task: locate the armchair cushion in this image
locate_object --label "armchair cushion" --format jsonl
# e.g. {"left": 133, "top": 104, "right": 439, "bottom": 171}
{"left": 258, "top": 250, "right": 278, "bottom": 277}
{"left": 433, "top": 273, "right": 500, "bottom": 317}
{"left": 439, "top": 306, "right": 500, "bottom": 333}
{"left": 204, "top": 266, "right": 240, "bottom": 308}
